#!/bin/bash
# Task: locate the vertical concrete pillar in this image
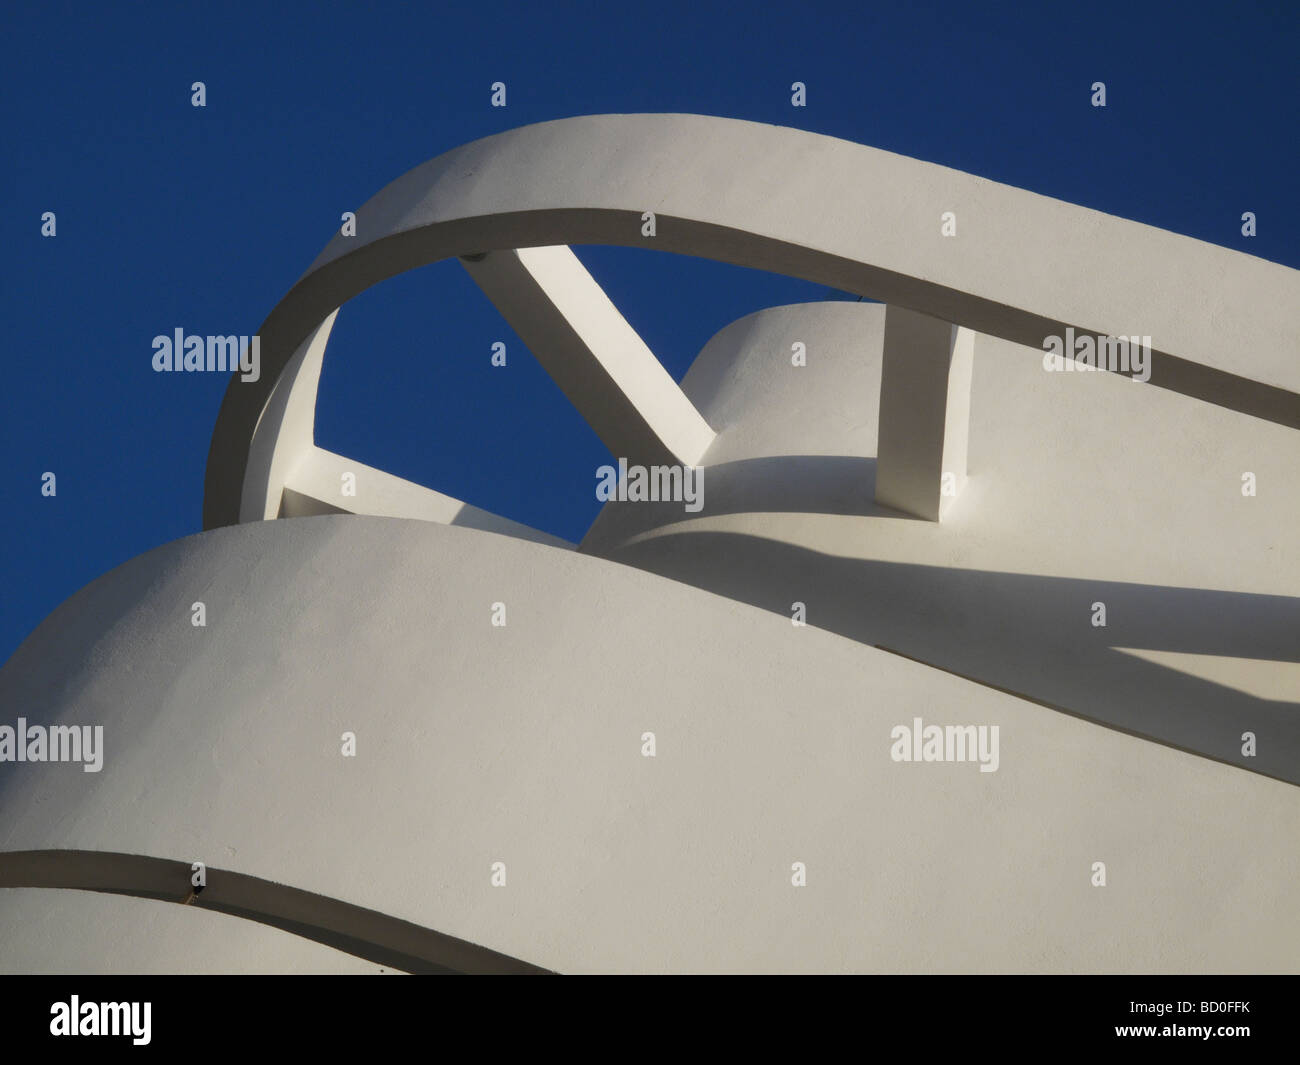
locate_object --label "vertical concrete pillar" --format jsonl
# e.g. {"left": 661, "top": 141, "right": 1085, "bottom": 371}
{"left": 874, "top": 305, "right": 974, "bottom": 521}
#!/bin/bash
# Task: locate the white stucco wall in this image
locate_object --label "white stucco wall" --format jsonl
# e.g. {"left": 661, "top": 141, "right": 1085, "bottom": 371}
{"left": 1, "top": 513, "right": 1295, "bottom": 973}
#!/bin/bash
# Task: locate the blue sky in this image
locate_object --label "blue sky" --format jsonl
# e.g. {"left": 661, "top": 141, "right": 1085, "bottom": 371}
{"left": 1, "top": 0, "right": 1296, "bottom": 662}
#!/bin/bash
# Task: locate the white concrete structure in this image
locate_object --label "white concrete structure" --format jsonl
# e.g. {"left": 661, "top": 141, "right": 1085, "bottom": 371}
{"left": 2, "top": 115, "right": 1297, "bottom": 973}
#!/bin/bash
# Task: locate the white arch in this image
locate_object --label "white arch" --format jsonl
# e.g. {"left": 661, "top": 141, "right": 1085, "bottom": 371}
{"left": 205, "top": 114, "right": 1299, "bottom": 529}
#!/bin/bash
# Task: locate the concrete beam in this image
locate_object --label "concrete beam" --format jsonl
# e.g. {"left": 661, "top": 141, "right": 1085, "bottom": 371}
{"left": 240, "top": 312, "right": 335, "bottom": 522}
{"left": 461, "top": 246, "right": 714, "bottom": 468}
{"left": 282, "top": 446, "right": 574, "bottom": 549}
{"left": 203, "top": 114, "right": 1300, "bottom": 528}
{"left": 875, "top": 306, "right": 974, "bottom": 521}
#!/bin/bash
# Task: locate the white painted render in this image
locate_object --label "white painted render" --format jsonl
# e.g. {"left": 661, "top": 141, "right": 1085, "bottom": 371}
{"left": 0, "top": 516, "right": 1296, "bottom": 973}
{"left": 2, "top": 115, "right": 1295, "bottom": 973}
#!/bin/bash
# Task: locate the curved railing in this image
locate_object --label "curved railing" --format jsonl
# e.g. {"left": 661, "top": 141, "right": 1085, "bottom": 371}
{"left": 203, "top": 113, "right": 1300, "bottom": 530}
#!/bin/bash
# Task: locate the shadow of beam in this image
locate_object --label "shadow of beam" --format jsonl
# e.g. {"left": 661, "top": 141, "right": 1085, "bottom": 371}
{"left": 593, "top": 529, "right": 1300, "bottom": 785}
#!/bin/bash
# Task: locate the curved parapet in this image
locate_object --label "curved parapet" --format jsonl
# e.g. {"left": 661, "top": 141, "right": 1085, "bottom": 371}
{"left": 1, "top": 515, "right": 1297, "bottom": 972}
{"left": 205, "top": 114, "right": 1300, "bottom": 529}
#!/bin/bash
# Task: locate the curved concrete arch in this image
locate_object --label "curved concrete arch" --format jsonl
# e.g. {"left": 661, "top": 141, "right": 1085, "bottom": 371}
{"left": 0, "top": 850, "right": 550, "bottom": 974}
{"left": 204, "top": 113, "right": 1300, "bottom": 529}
